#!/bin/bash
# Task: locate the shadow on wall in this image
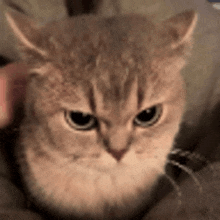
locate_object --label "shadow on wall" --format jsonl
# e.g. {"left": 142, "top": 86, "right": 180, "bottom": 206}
{"left": 65, "top": 0, "right": 102, "bottom": 16}
{"left": 0, "top": 56, "right": 11, "bottom": 67}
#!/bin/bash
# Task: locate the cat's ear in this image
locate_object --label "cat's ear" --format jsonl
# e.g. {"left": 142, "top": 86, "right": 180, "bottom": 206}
{"left": 5, "top": 9, "right": 47, "bottom": 57}
{"left": 163, "top": 10, "right": 198, "bottom": 48}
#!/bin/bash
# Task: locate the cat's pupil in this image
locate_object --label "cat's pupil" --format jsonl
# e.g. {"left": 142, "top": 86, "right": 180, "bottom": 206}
{"left": 70, "top": 112, "right": 91, "bottom": 125}
{"left": 134, "top": 106, "right": 161, "bottom": 127}
{"left": 138, "top": 107, "right": 156, "bottom": 121}
{"left": 66, "top": 111, "right": 96, "bottom": 130}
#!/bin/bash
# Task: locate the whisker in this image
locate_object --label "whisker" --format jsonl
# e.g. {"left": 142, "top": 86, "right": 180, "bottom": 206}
{"left": 170, "top": 148, "right": 215, "bottom": 173}
{"left": 49, "top": 36, "right": 62, "bottom": 51}
{"left": 167, "top": 159, "right": 203, "bottom": 193}
{"left": 163, "top": 172, "right": 182, "bottom": 206}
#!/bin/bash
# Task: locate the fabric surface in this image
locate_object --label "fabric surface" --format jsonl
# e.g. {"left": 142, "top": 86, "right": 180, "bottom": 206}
{"left": 145, "top": 162, "right": 220, "bottom": 220}
{"left": 0, "top": 177, "right": 43, "bottom": 219}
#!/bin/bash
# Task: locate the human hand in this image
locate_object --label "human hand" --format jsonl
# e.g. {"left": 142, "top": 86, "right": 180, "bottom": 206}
{"left": 0, "top": 62, "right": 27, "bottom": 128}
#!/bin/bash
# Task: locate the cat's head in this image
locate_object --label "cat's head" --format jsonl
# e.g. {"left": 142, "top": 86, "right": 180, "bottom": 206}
{"left": 6, "top": 10, "right": 197, "bottom": 219}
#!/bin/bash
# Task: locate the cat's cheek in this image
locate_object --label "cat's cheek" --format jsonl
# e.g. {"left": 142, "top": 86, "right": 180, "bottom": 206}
{"left": 135, "top": 120, "right": 180, "bottom": 165}
{"left": 46, "top": 113, "right": 100, "bottom": 157}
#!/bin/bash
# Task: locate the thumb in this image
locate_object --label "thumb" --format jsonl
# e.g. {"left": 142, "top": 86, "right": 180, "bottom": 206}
{"left": 0, "top": 62, "right": 28, "bottom": 128}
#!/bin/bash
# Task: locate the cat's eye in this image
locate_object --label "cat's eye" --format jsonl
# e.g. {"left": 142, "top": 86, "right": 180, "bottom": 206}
{"left": 65, "top": 111, "right": 97, "bottom": 130}
{"left": 134, "top": 105, "right": 162, "bottom": 127}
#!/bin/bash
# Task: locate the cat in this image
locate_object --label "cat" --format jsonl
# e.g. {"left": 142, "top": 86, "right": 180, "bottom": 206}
{"left": 6, "top": 8, "right": 197, "bottom": 220}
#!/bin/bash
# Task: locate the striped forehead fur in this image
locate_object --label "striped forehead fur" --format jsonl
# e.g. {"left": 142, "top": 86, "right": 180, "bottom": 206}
{"left": 24, "top": 14, "right": 191, "bottom": 105}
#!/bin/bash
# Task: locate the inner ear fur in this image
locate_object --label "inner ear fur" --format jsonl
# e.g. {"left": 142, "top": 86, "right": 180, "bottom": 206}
{"left": 163, "top": 10, "right": 198, "bottom": 48}
{"left": 6, "top": 9, "right": 47, "bottom": 57}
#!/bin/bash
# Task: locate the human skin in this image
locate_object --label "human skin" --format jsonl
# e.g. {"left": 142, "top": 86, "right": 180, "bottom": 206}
{"left": 0, "top": 62, "right": 27, "bottom": 128}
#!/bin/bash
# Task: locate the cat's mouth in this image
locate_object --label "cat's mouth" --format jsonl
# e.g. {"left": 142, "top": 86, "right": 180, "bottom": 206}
{"left": 70, "top": 150, "right": 146, "bottom": 172}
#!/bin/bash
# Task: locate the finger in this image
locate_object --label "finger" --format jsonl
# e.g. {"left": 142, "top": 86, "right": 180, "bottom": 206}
{"left": 0, "top": 62, "right": 28, "bottom": 128}
{"left": 4, "top": 62, "right": 28, "bottom": 80}
{"left": 0, "top": 69, "right": 10, "bottom": 128}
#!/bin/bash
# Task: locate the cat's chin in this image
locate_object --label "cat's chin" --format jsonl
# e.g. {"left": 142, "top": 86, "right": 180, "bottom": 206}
{"left": 22, "top": 148, "right": 164, "bottom": 219}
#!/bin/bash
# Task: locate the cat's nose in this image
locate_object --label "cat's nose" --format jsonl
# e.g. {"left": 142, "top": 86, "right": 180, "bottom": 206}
{"left": 107, "top": 148, "right": 128, "bottom": 161}
{"left": 102, "top": 125, "right": 131, "bottom": 161}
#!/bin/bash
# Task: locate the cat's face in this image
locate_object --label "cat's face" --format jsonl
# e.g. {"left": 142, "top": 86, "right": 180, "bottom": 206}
{"left": 7, "top": 10, "right": 197, "bottom": 219}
